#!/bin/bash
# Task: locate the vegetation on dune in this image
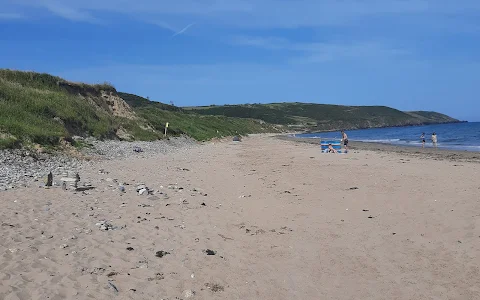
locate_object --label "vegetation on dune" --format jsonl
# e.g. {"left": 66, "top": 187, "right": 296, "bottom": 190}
{"left": 0, "top": 69, "right": 277, "bottom": 148}
{"left": 0, "top": 76, "right": 116, "bottom": 146}
{"left": 0, "top": 69, "right": 115, "bottom": 94}
{"left": 118, "top": 92, "right": 181, "bottom": 112}
{"left": 0, "top": 70, "right": 160, "bottom": 148}
{"left": 117, "top": 93, "right": 279, "bottom": 140}
{"left": 135, "top": 102, "right": 277, "bottom": 141}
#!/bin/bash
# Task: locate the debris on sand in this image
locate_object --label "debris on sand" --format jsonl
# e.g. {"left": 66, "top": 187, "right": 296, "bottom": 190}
{"left": 183, "top": 289, "right": 196, "bottom": 298}
{"left": 155, "top": 250, "right": 171, "bottom": 258}
{"left": 218, "top": 234, "right": 233, "bottom": 241}
{"left": 348, "top": 187, "right": 359, "bottom": 190}
{"left": 133, "top": 146, "right": 143, "bottom": 153}
{"left": 205, "top": 283, "right": 225, "bottom": 293}
{"left": 148, "top": 273, "right": 165, "bottom": 281}
{"left": 136, "top": 184, "right": 149, "bottom": 195}
{"left": 203, "top": 249, "right": 216, "bottom": 255}
{"left": 75, "top": 186, "right": 95, "bottom": 192}
{"left": 95, "top": 220, "right": 122, "bottom": 231}
{"left": 108, "top": 281, "right": 119, "bottom": 294}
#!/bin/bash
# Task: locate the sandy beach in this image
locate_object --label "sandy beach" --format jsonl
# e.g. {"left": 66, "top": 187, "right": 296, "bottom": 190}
{"left": 1, "top": 135, "right": 479, "bottom": 300}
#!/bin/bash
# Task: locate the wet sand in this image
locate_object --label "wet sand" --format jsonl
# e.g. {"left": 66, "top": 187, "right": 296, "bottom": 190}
{"left": 1, "top": 135, "right": 479, "bottom": 299}
{"left": 280, "top": 135, "right": 480, "bottom": 163}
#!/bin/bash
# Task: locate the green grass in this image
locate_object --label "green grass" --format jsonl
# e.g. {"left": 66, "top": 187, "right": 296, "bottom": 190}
{"left": 0, "top": 137, "right": 20, "bottom": 149}
{"left": 0, "top": 69, "right": 115, "bottom": 93}
{"left": 71, "top": 139, "right": 93, "bottom": 150}
{"left": 0, "top": 70, "right": 159, "bottom": 147}
{"left": 118, "top": 92, "right": 182, "bottom": 111}
{"left": 136, "top": 106, "right": 276, "bottom": 141}
{"left": 0, "top": 77, "right": 116, "bottom": 145}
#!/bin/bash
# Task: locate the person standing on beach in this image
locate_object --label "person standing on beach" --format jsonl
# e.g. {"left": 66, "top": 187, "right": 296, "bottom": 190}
{"left": 431, "top": 132, "right": 438, "bottom": 148}
{"left": 341, "top": 130, "right": 349, "bottom": 152}
{"left": 421, "top": 133, "right": 426, "bottom": 148}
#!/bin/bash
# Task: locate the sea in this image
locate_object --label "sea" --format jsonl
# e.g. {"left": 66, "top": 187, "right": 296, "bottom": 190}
{"left": 298, "top": 122, "right": 480, "bottom": 152}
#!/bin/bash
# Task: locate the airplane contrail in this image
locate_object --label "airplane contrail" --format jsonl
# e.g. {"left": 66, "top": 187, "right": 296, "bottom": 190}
{"left": 172, "top": 23, "right": 195, "bottom": 37}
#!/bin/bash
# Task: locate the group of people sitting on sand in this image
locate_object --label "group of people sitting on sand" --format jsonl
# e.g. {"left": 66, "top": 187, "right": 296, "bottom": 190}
{"left": 327, "top": 130, "right": 349, "bottom": 153}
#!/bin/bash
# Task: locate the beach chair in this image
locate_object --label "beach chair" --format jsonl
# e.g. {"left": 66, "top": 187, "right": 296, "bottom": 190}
{"left": 320, "top": 139, "right": 344, "bottom": 153}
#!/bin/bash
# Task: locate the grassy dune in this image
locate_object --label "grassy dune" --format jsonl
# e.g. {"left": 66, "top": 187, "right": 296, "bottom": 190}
{"left": 0, "top": 70, "right": 277, "bottom": 148}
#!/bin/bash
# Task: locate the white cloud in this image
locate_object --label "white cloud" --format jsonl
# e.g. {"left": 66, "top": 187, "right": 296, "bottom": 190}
{"left": 40, "top": 0, "right": 98, "bottom": 22}
{"left": 232, "top": 36, "right": 409, "bottom": 63}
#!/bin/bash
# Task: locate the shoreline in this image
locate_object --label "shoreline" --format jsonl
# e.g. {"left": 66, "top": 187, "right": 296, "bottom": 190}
{"left": 277, "top": 135, "right": 480, "bottom": 163}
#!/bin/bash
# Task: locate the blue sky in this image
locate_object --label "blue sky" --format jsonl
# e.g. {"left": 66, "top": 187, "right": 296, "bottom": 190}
{"left": 1, "top": 0, "right": 479, "bottom": 121}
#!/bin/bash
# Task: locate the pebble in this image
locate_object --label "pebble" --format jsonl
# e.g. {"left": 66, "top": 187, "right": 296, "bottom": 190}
{"left": 204, "top": 249, "right": 217, "bottom": 255}
{"left": 0, "top": 137, "right": 196, "bottom": 191}
{"left": 183, "top": 290, "right": 195, "bottom": 298}
{"left": 82, "top": 137, "right": 196, "bottom": 160}
{"left": 155, "top": 250, "right": 170, "bottom": 258}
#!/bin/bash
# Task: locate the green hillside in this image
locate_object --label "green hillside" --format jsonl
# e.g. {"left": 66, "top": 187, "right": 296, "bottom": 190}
{"left": 186, "top": 103, "right": 460, "bottom": 131}
{"left": 0, "top": 69, "right": 276, "bottom": 149}
{"left": 125, "top": 94, "right": 278, "bottom": 141}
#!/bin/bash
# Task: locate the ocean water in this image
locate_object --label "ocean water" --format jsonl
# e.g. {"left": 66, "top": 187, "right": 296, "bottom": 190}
{"left": 298, "top": 122, "right": 480, "bottom": 152}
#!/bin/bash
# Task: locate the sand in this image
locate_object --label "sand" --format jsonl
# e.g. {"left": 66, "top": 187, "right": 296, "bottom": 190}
{"left": 1, "top": 135, "right": 479, "bottom": 300}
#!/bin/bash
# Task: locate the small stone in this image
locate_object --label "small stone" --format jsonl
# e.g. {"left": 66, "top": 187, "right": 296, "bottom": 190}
{"left": 183, "top": 290, "right": 195, "bottom": 298}
{"left": 204, "top": 249, "right": 216, "bottom": 255}
{"left": 155, "top": 250, "right": 170, "bottom": 258}
{"left": 126, "top": 247, "right": 134, "bottom": 251}
{"left": 60, "top": 244, "right": 68, "bottom": 249}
